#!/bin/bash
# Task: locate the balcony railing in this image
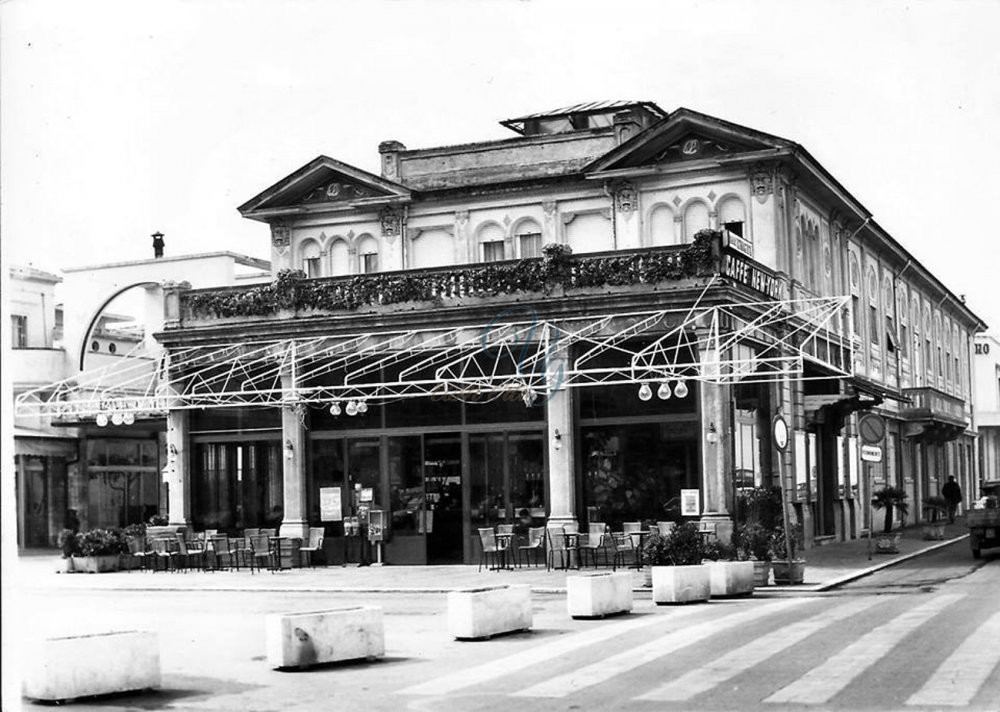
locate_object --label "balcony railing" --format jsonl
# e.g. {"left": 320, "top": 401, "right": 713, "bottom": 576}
{"left": 174, "top": 235, "right": 721, "bottom": 326}
{"left": 901, "top": 386, "right": 968, "bottom": 425}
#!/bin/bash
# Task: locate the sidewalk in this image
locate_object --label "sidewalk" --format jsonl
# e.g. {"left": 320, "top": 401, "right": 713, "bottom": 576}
{"left": 13, "top": 518, "right": 971, "bottom": 596}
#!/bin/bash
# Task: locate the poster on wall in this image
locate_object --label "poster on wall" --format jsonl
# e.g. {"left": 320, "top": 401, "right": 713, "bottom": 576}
{"left": 794, "top": 431, "right": 807, "bottom": 498}
{"left": 319, "top": 487, "right": 342, "bottom": 522}
{"left": 680, "top": 489, "right": 701, "bottom": 517}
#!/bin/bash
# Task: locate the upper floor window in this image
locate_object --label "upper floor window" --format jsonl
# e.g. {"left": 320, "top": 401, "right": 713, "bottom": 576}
{"left": 482, "top": 240, "right": 506, "bottom": 262}
{"left": 883, "top": 278, "right": 897, "bottom": 354}
{"left": 648, "top": 204, "right": 678, "bottom": 247}
{"left": 849, "top": 253, "right": 861, "bottom": 338}
{"left": 867, "top": 269, "right": 879, "bottom": 345}
{"left": 683, "top": 201, "right": 710, "bottom": 242}
{"left": 11, "top": 314, "right": 27, "bottom": 348}
{"left": 476, "top": 222, "right": 507, "bottom": 262}
{"left": 329, "top": 239, "right": 350, "bottom": 276}
{"left": 358, "top": 235, "right": 379, "bottom": 274}
{"left": 300, "top": 239, "right": 322, "bottom": 278}
{"left": 514, "top": 219, "right": 542, "bottom": 259}
{"left": 717, "top": 197, "right": 746, "bottom": 238}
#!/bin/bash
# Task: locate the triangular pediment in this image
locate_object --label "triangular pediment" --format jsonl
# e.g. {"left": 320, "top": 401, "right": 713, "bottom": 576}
{"left": 239, "top": 156, "right": 411, "bottom": 217}
{"left": 586, "top": 108, "right": 794, "bottom": 174}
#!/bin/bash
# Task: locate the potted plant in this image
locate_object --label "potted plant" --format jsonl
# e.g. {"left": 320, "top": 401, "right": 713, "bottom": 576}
{"left": 922, "top": 495, "right": 948, "bottom": 540}
{"left": 770, "top": 522, "right": 805, "bottom": 585}
{"left": 643, "top": 522, "right": 710, "bottom": 604}
{"left": 73, "top": 528, "right": 127, "bottom": 573}
{"left": 733, "top": 522, "right": 773, "bottom": 586}
{"left": 872, "top": 485, "right": 909, "bottom": 553}
{"left": 58, "top": 528, "right": 80, "bottom": 572}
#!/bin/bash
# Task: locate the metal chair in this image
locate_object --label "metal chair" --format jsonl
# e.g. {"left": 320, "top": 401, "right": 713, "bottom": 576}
{"left": 517, "top": 526, "right": 546, "bottom": 568}
{"left": 477, "top": 528, "right": 503, "bottom": 572}
{"left": 300, "top": 527, "right": 325, "bottom": 567}
{"left": 657, "top": 521, "right": 676, "bottom": 537}
{"left": 208, "top": 535, "right": 238, "bottom": 570}
{"left": 249, "top": 534, "right": 274, "bottom": 573}
{"left": 546, "top": 527, "right": 577, "bottom": 571}
{"left": 258, "top": 528, "right": 277, "bottom": 538}
{"left": 578, "top": 523, "right": 610, "bottom": 567}
{"left": 123, "top": 535, "right": 151, "bottom": 572}
{"left": 622, "top": 521, "right": 642, "bottom": 534}
{"left": 150, "top": 537, "right": 179, "bottom": 572}
{"left": 610, "top": 532, "right": 635, "bottom": 571}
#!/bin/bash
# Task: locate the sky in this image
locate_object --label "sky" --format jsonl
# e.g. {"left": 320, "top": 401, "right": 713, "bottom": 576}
{"left": 2, "top": 0, "right": 999, "bottom": 329}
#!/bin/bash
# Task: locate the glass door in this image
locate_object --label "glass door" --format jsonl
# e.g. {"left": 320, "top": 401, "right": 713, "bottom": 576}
{"left": 470, "top": 434, "right": 507, "bottom": 533}
{"left": 424, "top": 434, "right": 463, "bottom": 563}
{"left": 387, "top": 435, "right": 426, "bottom": 564}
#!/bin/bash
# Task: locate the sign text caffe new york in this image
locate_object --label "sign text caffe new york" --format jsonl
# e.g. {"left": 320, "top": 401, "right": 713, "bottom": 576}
{"left": 723, "top": 251, "right": 784, "bottom": 301}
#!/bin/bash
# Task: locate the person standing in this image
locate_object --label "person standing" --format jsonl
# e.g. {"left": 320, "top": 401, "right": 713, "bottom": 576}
{"left": 942, "top": 476, "right": 962, "bottom": 524}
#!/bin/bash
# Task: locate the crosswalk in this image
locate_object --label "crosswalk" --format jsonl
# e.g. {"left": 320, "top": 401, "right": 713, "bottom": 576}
{"left": 399, "top": 592, "right": 1000, "bottom": 708}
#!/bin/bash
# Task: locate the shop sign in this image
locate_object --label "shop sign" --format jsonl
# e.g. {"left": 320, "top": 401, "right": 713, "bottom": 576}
{"left": 319, "top": 487, "right": 342, "bottom": 522}
{"left": 680, "top": 488, "right": 701, "bottom": 517}
{"left": 861, "top": 445, "right": 883, "bottom": 463}
{"left": 723, "top": 252, "right": 783, "bottom": 300}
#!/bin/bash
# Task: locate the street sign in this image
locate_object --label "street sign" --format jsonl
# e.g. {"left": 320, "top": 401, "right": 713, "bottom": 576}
{"left": 861, "top": 445, "right": 883, "bottom": 463}
{"left": 858, "top": 413, "right": 886, "bottom": 444}
{"left": 771, "top": 414, "right": 790, "bottom": 452}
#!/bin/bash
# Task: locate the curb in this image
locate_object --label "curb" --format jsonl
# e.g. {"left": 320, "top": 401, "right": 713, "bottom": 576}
{"left": 812, "top": 533, "right": 969, "bottom": 591}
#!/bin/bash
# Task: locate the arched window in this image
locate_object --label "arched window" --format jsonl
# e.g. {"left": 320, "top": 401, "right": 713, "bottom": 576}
{"left": 896, "top": 287, "right": 908, "bottom": 359}
{"left": 849, "top": 253, "right": 861, "bottom": 337}
{"left": 300, "top": 239, "right": 323, "bottom": 278}
{"left": 952, "top": 325, "right": 961, "bottom": 389}
{"left": 328, "top": 238, "right": 350, "bottom": 276}
{"left": 923, "top": 307, "right": 933, "bottom": 380}
{"left": 867, "top": 268, "right": 879, "bottom": 345}
{"left": 514, "top": 219, "right": 542, "bottom": 259}
{"left": 357, "top": 234, "right": 379, "bottom": 274}
{"left": 565, "top": 213, "right": 612, "bottom": 254}
{"left": 717, "top": 197, "right": 746, "bottom": 239}
{"left": 911, "top": 296, "right": 921, "bottom": 379}
{"left": 683, "top": 201, "right": 710, "bottom": 242}
{"left": 883, "top": 277, "right": 897, "bottom": 354}
{"left": 934, "top": 313, "right": 943, "bottom": 380}
{"left": 477, "top": 222, "right": 506, "bottom": 262}
{"left": 648, "top": 205, "right": 677, "bottom": 246}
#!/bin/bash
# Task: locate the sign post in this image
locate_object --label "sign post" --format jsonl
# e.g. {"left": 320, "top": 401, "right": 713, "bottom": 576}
{"left": 858, "top": 413, "right": 886, "bottom": 561}
{"left": 771, "top": 415, "right": 794, "bottom": 565}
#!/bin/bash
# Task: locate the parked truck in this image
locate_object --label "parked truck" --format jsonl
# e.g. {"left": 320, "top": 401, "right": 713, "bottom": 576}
{"left": 968, "top": 480, "right": 1000, "bottom": 558}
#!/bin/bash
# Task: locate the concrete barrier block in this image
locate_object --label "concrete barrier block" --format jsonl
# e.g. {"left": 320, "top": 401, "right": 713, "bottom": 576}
{"left": 22, "top": 631, "right": 160, "bottom": 702}
{"left": 651, "top": 565, "right": 711, "bottom": 604}
{"left": 447, "top": 585, "right": 532, "bottom": 640}
{"left": 266, "top": 606, "right": 385, "bottom": 669}
{"left": 705, "top": 561, "right": 755, "bottom": 598}
{"left": 566, "top": 572, "right": 633, "bottom": 618}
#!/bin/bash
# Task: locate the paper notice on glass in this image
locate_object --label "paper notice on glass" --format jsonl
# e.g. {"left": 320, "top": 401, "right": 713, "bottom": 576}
{"left": 319, "top": 487, "right": 342, "bottom": 522}
{"left": 360, "top": 487, "right": 374, "bottom": 503}
{"left": 681, "top": 489, "right": 701, "bottom": 517}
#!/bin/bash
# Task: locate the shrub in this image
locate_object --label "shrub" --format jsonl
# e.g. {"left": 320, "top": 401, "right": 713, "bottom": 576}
{"left": 148, "top": 514, "right": 169, "bottom": 526}
{"left": 872, "top": 486, "right": 909, "bottom": 533}
{"left": 923, "top": 495, "right": 947, "bottom": 523}
{"left": 770, "top": 522, "right": 804, "bottom": 562}
{"left": 77, "top": 528, "right": 128, "bottom": 557}
{"left": 701, "top": 540, "right": 735, "bottom": 562}
{"left": 735, "top": 486, "right": 784, "bottom": 530}
{"left": 643, "top": 522, "right": 706, "bottom": 566}
{"left": 732, "top": 522, "right": 772, "bottom": 562}
{"left": 59, "top": 529, "right": 80, "bottom": 558}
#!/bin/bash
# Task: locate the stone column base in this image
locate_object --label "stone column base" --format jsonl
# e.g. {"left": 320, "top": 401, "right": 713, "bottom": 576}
{"left": 279, "top": 520, "right": 310, "bottom": 540}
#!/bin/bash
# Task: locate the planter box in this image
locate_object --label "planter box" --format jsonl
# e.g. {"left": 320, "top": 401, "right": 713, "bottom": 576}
{"left": 752, "top": 561, "right": 771, "bottom": 587}
{"left": 651, "top": 565, "right": 711, "bottom": 604}
{"left": 772, "top": 560, "right": 806, "bottom": 585}
{"left": 566, "top": 572, "right": 633, "bottom": 618}
{"left": 447, "top": 585, "right": 532, "bottom": 640}
{"left": 874, "top": 532, "right": 901, "bottom": 554}
{"left": 22, "top": 631, "right": 160, "bottom": 702}
{"left": 265, "top": 606, "right": 384, "bottom": 670}
{"left": 70, "top": 555, "right": 120, "bottom": 573}
{"left": 704, "top": 561, "right": 755, "bottom": 598}
{"left": 923, "top": 523, "right": 947, "bottom": 541}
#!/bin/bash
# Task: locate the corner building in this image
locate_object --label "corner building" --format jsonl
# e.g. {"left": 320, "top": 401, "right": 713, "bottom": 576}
{"left": 152, "top": 102, "right": 984, "bottom": 562}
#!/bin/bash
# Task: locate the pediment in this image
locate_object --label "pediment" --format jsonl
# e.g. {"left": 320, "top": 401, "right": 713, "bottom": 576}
{"left": 586, "top": 108, "right": 793, "bottom": 174}
{"left": 239, "top": 156, "right": 411, "bottom": 217}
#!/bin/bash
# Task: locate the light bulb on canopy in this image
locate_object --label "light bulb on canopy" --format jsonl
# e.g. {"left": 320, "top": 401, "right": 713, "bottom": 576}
{"left": 638, "top": 383, "right": 653, "bottom": 401}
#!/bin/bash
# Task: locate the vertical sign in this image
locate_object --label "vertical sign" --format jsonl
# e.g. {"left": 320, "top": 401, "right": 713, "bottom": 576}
{"left": 680, "top": 489, "right": 701, "bottom": 517}
{"left": 319, "top": 487, "right": 342, "bottom": 522}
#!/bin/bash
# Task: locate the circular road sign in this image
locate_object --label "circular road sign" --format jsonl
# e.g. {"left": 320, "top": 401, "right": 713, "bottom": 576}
{"left": 858, "top": 413, "right": 886, "bottom": 445}
{"left": 772, "top": 414, "right": 790, "bottom": 452}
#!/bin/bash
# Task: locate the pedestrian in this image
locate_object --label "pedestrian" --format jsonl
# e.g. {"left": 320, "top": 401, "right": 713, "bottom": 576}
{"left": 942, "top": 476, "right": 962, "bottom": 524}
{"left": 64, "top": 508, "right": 80, "bottom": 534}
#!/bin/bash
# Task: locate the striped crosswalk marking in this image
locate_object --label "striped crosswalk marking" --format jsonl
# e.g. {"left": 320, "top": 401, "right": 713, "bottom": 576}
{"left": 637, "top": 595, "right": 885, "bottom": 702}
{"left": 400, "top": 602, "right": 711, "bottom": 696}
{"left": 905, "top": 610, "right": 1000, "bottom": 707}
{"left": 765, "top": 593, "right": 964, "bottom": 705}
{"left": 512, "top": 598, "right": 811, "bottom": 699}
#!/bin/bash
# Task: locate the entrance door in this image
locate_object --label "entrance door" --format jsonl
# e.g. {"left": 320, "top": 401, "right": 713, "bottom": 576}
{"left": 470, "top": 434, "right": 508, "bottom": 534}
{"left": 424, "top": 434, "right": 463, "bottom": 563}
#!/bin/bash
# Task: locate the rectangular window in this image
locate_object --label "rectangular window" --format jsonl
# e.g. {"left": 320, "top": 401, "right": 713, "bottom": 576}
{"left": 518, "top": 233, "right": 541, "bottom": 259}
{"left": 851, "top": 296, "right": 861, "bottom": 336}
{"left": 723, "top": 221, "right": 744, "bottom": 238}
{"left": 11, "top": 314, "right": 27, "bottom": 348}
{"left": 304, "top": 257, "right": 322, "bottom": 279}
{"left": 899, "top": 324, "right": 908, "bottom": 358}
{"left": 482, "top": 240, "right": 505, "bottom": 263}
{"left": 885, "top": 316, "right": 896, "bottom": 353}
{"left": 869, "top": 305, "right": 879, "bottom": 344}
{"left": 362, "top": 253, "right": 379, "bottom": 274}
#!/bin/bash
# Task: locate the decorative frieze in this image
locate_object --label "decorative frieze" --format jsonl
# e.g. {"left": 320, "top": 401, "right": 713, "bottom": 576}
{"left": 380, "top": 206, "right": 403, "bottom": 241}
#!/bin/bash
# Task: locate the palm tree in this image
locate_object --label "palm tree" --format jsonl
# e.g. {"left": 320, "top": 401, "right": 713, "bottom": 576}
{"left": 872, "top": 486, "right": 910, "bottom": 533}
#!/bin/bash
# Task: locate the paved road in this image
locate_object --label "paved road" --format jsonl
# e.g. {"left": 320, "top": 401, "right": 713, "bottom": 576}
{"left": 14, "top": 543, "right": 999, "bottom": 711}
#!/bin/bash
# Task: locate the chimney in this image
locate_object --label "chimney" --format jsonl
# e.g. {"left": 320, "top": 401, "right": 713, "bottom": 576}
{"left": 378, "top": 140, "right": 406, "bottom": 180}
{"left": 152, "top": 231, "right": 165, "bottom": 259}
{"left": 613, "top": 110, "right": 640, "bottom": 146}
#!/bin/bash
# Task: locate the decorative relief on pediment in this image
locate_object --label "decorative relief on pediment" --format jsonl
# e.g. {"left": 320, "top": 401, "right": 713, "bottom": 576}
{"left": 653, "top": 134, "right": 736, "bottom": 163}
{"left": 302, "top": 180, "right": 377, "bottom": 204}
{"left": 750, "top": 163, "right": 774, "bottom": 204}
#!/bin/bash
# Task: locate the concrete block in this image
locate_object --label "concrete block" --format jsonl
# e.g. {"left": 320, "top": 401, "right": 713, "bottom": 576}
{"left": 704, "top": 560, "right": 755, "bottom": 598}
{"left": 22, "top": 631, "right": 160, "bottom": 702}
{"left": 265, "top": 606, "right": 384, "bottom": 669}
{"left": 447, "top": 585, "right": 532, "bottom": 640}
{"left": 566, "top": 572, "right": 633, "bottom": 618}
{"left": 651, "top": 565, "right": 711, "bottom": 604}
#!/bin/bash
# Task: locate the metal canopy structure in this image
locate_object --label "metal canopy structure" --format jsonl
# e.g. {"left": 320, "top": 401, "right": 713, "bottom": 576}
{"left": 15, "top": 295, "right": 852, "bottom": 421}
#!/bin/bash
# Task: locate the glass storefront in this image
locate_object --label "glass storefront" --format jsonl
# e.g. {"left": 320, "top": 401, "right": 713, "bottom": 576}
{"left": 86, "top": 439, "right": 160, "bottom": 528}
{"left": 191, "top": 442, "right": 282, "bottom": 531}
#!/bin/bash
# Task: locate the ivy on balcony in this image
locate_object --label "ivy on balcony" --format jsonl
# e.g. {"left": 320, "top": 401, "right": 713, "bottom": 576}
{"left": 184, "top": 231, "right": 718, "bottom": 319}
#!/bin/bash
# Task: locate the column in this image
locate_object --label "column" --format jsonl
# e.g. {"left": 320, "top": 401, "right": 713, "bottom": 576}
{"left": 545, "top": 348, "right": 576, "bottom": 531}
{"left": 699, "top": 348, "right": 733, "bottom": 544}
{"left": 279, "top": 373, "right": 309, "bottom": 540}
{"left": 165, "top": 407, "right": 191, "bottom": 526}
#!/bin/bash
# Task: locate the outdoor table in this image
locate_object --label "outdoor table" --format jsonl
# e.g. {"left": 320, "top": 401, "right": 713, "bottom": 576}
{"left": 563, "top": 531, "right": 581, "bottom": 570}
{"left": 269, "top": 536, "right": 302, "bottom": 570}
{"left": 494, "top": 532, "right": 516, "bottom": 569}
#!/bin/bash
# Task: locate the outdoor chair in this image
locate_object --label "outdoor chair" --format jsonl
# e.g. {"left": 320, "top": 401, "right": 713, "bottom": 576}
{"left": 622, "top": 521, "right": 642, "bottom": 534}
{"left": 578, "top": 523, "right": 610, "bottom": 567}
{"left": 258, "top": 528, "right": 277, "bottom": 538}
{"left": 150, "top": 537, "right": 179, "bottom": 573}
{"left": 517, "top": 526, "right": 545, "bottom": 568}
{"left": 249, "top": 534, "right": 275, "bottom": 573}
{"left": 178, "top": 537, "right": 209, "bottom": 571}
{"left": 657, "top": 521, "right": 676, "bottom": 537}
{"left": 300, "top": 527, "right": 325, "bottom": 567}
{"left": 496, "top": 523, "right": 514, "bottom": 535}
{"left": 546, "top": 527, "right": 577, "bottom": 571}
{"left": 123, "top": 535, "right": 151, "bottom": 572}
{"left": 208, "top": 535, "right": 238, "bottom": 571}
{"left": 477, "top": 528, "right": 503, "bottom": 572}
{"left": 610, "top": 531, "right": 635, "bottom": 571}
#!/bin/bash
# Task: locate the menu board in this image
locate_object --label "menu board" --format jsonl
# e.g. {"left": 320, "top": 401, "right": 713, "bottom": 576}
{"left": 319, "top": 487, "right": 342, "bottom": 522}
{"left": 680, "top": 489, "right": 701, "bottom": 517}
